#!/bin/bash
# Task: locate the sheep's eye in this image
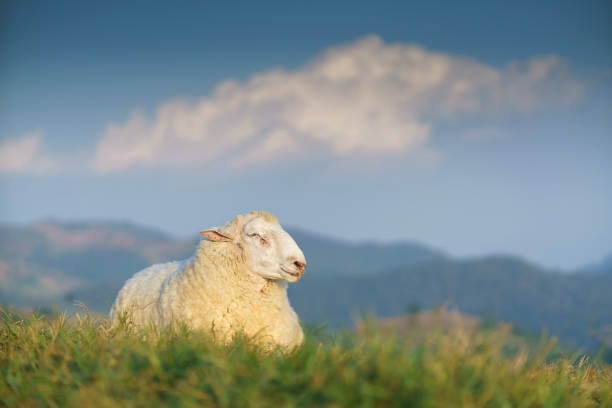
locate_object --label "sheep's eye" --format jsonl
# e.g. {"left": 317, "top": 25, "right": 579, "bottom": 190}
{"left": 248, "top": 233, "right": 269, "bottom": 247}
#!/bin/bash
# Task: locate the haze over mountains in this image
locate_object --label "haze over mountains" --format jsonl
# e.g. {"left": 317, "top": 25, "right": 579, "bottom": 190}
{"left": 1, "top": 220, "right": 610, "bottom": 350}
{"left": 579, "top": 255, "right": 612, "bottom": 276}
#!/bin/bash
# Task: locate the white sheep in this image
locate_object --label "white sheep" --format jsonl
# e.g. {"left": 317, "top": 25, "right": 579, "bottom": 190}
{"left": 110, "top": 211, "right": 307, "bottom": 350}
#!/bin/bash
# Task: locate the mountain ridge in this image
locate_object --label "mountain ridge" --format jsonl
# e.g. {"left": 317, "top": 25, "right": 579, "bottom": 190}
{"left": 1, "top": 219, "right": 611, "bottom": 350}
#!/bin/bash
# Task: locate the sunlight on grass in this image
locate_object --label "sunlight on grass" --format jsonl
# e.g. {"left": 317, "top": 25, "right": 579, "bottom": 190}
{"left": 1, "top": 308, "right": 611, "bottom": 407}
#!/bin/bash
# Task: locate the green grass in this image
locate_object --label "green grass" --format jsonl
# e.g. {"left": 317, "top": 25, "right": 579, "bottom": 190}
{"left": 1, "top": 309, "right": 611, "bottom": 407}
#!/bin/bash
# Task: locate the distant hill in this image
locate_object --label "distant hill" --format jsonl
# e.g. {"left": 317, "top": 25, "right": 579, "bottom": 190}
{"left": 0, "top": 220, "right": 443, "bottom": 309}
{"left": 1, "top": 219, "right": 611, "bottom": 351}
{"left": 285, "top": 228, "right": 445, "bottom": 276}
{"left": 0, "top": 220, "right": 197, "bottom": 308}
{"left": 578, "top": 254, "right": 612, "bottom": 275}
{"left": 289, "top": 256, "right": 612, "bottom": 349}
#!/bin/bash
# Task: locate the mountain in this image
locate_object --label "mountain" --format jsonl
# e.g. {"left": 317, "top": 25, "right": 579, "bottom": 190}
{"left": 0, "top": 220, "right": 197, "bottom": 308}
{"left": 1, "top": 219, "right": 611, "bottom": 351}
{"left": 289, "top": 256, "right": 612, "bottom": 349}
{"left": 0, "top": 220, "right": 443, "bottom": 309}
{"left": 285, "top": 229, "right": 445, "bottom": 276}
{"left": 578, "top": 254, "right": 612, "bottom": 275}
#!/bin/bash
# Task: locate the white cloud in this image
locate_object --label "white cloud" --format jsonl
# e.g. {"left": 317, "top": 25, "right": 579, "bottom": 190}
{"left": 94, "top": 35, "right": 583, "bottom": 172}
{"left": 0, "top": 130, "right": 63, "bottom": 174}
{"left": 0, "top": 131, "right": 42, "bottom": 172}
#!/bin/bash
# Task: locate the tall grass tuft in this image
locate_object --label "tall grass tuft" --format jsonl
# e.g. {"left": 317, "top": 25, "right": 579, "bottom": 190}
{"left": 1, "top": 308, "right": 610, "bottom": 407}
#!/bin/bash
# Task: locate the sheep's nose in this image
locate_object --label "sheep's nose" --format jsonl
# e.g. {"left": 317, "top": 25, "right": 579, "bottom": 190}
{"left": 293, "top": 260, "right": 306, "bottom": 274}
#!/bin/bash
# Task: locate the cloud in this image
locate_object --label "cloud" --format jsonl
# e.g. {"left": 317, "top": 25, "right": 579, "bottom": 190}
{"left": 94, "top": 35, "right": 583, "bottom": 172}
{"left": 0, "top": 131, "right": 42, "bottom": 172}
{"left": 0, "top": 130, "right": 63, "bottom": 174}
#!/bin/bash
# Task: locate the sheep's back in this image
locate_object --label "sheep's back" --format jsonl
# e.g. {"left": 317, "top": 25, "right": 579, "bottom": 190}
{"left": 111, "top": 260, "right": 183, "bottom": 326}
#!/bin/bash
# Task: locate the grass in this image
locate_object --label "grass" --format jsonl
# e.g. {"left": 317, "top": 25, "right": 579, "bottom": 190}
{"left": 1, "top": 309, "right": 611, "bottom": 407}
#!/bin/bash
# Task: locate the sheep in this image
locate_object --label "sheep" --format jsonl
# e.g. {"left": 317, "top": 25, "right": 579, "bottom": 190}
{"left": 110, "top": 211, "right": 307, "bottom": 350}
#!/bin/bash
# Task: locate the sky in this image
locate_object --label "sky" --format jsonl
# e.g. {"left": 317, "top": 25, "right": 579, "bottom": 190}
{"left": 1, "top": 0, "right": 611, "bottom": 270}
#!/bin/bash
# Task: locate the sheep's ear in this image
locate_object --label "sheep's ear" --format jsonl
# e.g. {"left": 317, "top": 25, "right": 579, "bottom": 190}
{"left": 200, "top": 228, "right": 233, "bottom": 242}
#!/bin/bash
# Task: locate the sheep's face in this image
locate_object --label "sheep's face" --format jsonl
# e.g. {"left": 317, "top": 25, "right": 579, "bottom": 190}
{"left": 240, "top": 216, "right": 306, "bottom": 283}
{"left": 201, "top": 213, "right": 306, "bottom": 283}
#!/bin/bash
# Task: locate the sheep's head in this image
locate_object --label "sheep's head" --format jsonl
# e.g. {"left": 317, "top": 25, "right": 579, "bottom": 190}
{"left": 200, "top": 211, "right": 306, "bottom": 283}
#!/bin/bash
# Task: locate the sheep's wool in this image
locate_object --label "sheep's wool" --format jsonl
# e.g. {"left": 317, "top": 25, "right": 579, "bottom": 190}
{"left": 111, "top": 211, "right": 305, "bottom": 350}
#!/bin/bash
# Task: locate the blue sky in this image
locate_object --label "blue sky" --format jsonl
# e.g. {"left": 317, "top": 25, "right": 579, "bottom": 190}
{"left": 1, "top": 0, "right": 611, "bottom": 269}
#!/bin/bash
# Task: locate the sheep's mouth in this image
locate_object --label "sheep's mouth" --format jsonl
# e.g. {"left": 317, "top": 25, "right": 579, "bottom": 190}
{"left": 280, "top": 267, "right": 300, "bottom": 278}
